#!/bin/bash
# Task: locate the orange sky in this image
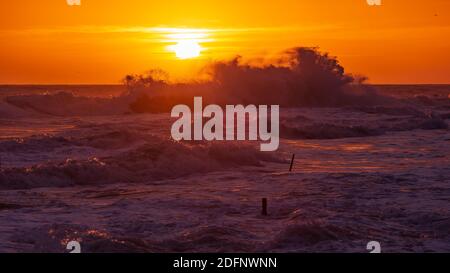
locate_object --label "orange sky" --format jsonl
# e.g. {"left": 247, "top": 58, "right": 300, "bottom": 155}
{"left": 0, "top": 0, "right": 449, "bottom": 84}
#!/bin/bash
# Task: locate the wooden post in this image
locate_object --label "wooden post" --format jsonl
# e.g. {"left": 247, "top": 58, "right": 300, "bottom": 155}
{"left": 289, "top": 153, "right": 295, "bottom": 172}
{"left": 262, "top": 198, "right": 268, "bottom": 216}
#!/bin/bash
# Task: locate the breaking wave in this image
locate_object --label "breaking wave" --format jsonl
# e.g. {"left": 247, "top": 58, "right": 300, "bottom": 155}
{"left": 0, "top": 47, "right": 395, "bottom": 118}
{"left": 0, "top": 135, "right": 282, "bottom": 190}
{"left": 2, "top": 92, "right": 130, "bottom": 117}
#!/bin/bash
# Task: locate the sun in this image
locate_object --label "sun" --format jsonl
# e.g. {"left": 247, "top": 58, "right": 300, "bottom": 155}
{"left": 163, "top": 28, "right": 208, "bottom": 59}
{"left": 171, "top": 40, "right": 202, "bottom": 59}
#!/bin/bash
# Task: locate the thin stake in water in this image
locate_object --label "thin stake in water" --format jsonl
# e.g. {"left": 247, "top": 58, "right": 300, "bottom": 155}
{"left": 262, "top": 198, "right": 268, "bottom": 216}
{"left": 289, "top": 153, "right": 295, "bottom": 172}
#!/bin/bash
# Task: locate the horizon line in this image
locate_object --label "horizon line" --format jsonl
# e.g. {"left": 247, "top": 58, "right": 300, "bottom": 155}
{"left": 1, "top": 83, "right": 450, "bottom": 86}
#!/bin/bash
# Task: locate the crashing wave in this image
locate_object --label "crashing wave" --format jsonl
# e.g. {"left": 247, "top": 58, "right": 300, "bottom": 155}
{"left": 0, "top": 137, "right": 282, "bottom": 190}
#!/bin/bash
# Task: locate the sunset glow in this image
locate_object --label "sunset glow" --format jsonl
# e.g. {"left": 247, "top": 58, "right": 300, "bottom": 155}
{"left": 0, "top": 0, "right": 449, "bottom": 256}
{"left": 0, "top": 1, "right": 449, "bottom": 83}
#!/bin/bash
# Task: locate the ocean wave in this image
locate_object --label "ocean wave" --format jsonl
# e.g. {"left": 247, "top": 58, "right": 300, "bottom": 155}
{"left": 13, "top": 223, "right": 254, "bottom": 253}
{"left": 279, "top": 113, "right": 447, "bottom": 140}
{"left": 0, "top": 136, "right": 73, "bottom": 153}
{"left": 280, "top": 123, "right": 383, "bottom": 139}
{"left": 348, "top": 106, "right": 427, "bottom": 117}
{"left": 3, "top": 92, "right": 129, "bottom": 117}
{"left": 0, "top": 138, "right": 282, "bottom": 190}
{"left": 12, "top": 224, "right": 155, "bottom": 253}
{"left": 268, "top": 220, "right": 359, "bottom": 249}
{"left": 0, "top": 100, "right": 41, "bottom": 118}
